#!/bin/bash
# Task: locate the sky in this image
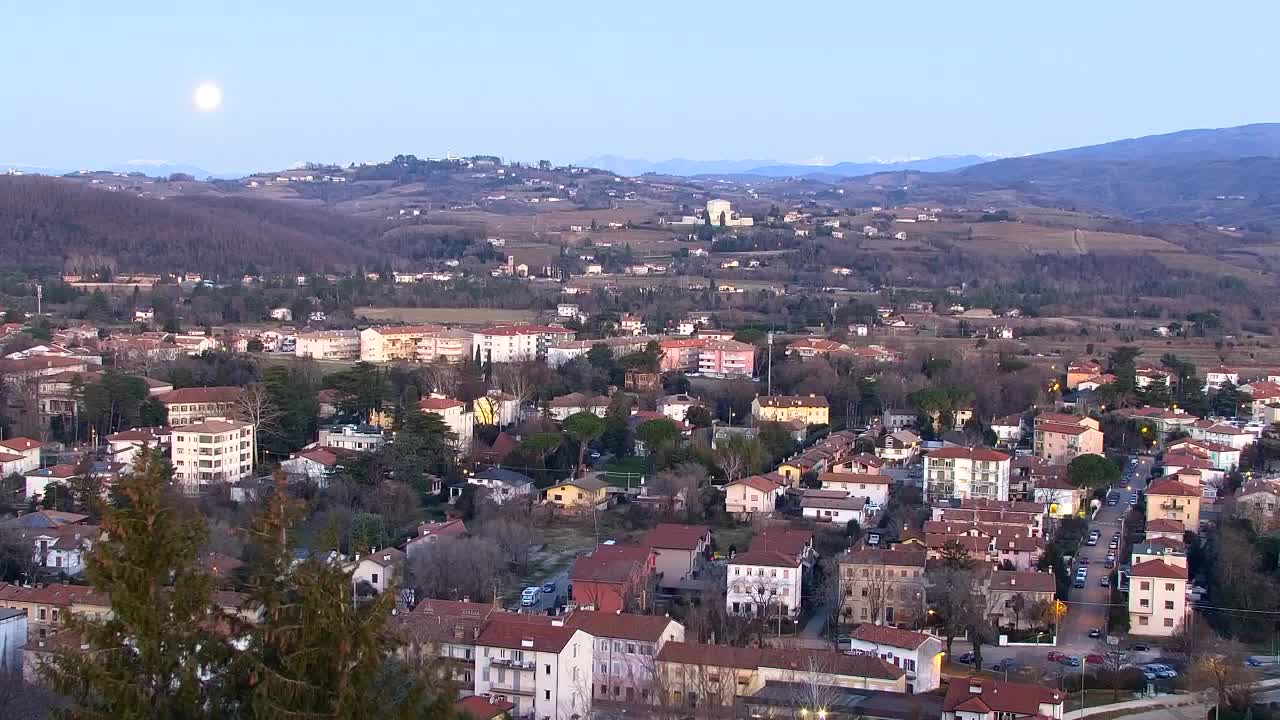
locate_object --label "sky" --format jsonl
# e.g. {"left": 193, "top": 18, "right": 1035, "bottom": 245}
{"left": 3, "top": 1, "right": 1277, "bottom": 174}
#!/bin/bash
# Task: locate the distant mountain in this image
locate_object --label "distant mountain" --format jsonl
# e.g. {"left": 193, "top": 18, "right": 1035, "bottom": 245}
{"left": 0, "top": 160, "right": 244, "bottom": 180}
{"left": 578, "top": 154, "right": 991, "bottom": 178}
{"left": 1035, "top": 123, "right": 1280, "bottom": 162}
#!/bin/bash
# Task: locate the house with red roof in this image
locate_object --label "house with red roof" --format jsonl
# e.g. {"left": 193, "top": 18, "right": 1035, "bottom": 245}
{"left": 569, "top": 544, "right": 655, "bottom": 613}
{"left": 280, "top": 447, "right": 343, "bottom": 484}
{"left": 455, "top": 696, "right": 513, "bottom": 720}
{"left": 724, "top": 474, "right": 783, "bottom": 517}
{"left": 1032, "top": 414, "right": 1103, "bottom": 465}
{"left": 1128, "top": 559, "right": 1189, "bottom": 636}
{"left": 847, "top": 623, "right": 943, "bottom": 693}
{"left": 639, "top": 524, "right": 711, "bottom": 585}
{"left": 943, "top": 676, "right": 1065, "bottom": 720}
{"left": 727, "top": 549, "right": 803, "bottom": 620}
{"left": 1166, "top": 438, "right": 1241, "bottom": 472}
{"left": 1146, "top": 477, "right": 1202, "bottom": 531}
{"left": 473, "top": 616, "right": 593, "bottom": 720}
{"left": 565, "top": 611, "right": 685, "bottom": 702}
{"left": 1187, "top": 420, "right": 1254, "bottom": 450}
{"left": 0, "top": 436, "right": 43, "bottom": 475}
{"left": 405, "top": 518, "right": 467, "bottom": 558}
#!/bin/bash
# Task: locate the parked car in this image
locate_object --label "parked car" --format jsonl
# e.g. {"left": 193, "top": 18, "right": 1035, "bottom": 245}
{"left": 541, "top": 581, "right": 557, "bottom": 594}
{"left": 1088, "top": 628, "right": 1101, "bottom": 638}
{"left": 1047, "top": 651, "right": 1066, "bottom": 662}
{"left": 1085, "top": 654, "right": 1105, "bottom": 664}
{"left": 1073, "top": 579, "right": 1086, "bottom": 589}
{"left": 1100, "top": 575, "right": 1111, "bottom": 587}
{"left": 1061, "top": 656, "right": 1082, "bottom": 667}
{"left": 520, "top": 586, "right": 542, "bottom": 606}
{"left": 957, "top": 651, "right": 976, "bottom": 664}
{"left": 1130, "top": 643, "right": 1152, "bottom": 652}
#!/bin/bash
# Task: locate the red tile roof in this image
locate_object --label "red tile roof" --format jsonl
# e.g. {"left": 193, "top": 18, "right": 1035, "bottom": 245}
{"left": 0, "top": 582, "right": 108, "bottom": 607}
{"left": 1129, "top": 559, "right": 1188, "bottom": 579}
{"left": 849, "top": 623, "right": 933, "bottom": 650}
{"left": 419, "top": 396, "right": 464, "bottom": 411}
{"left": 564, "top": 610, "right": 678, "bottom": 642}
{"left": 477, "top": 617, "right": 580, "bottom": 652}
{"left": 0, "top": 437, "right": 43, "bottom": 452}
{"left": 819, "top": 471, "right": 891, "bottom": 485}
{"left": 727, "top": 475, "right": 782, "bottom": 493}
{"left": 944, "top": 677, "right": 1064, "bottom": 714}
{"left": 842, "top": 547, "right": 928, "bottom": 567}
{"left": 729, "top": 550, "right": 801, "bottom": 568}
{"left": 927, "top": 447, "right": 1011, "bottom": 462}
{"left": 1146, "top": 478, "right": 1201, "bottom": 497}
{"left": 641, "top": 524, "right": 710, "bottom": 551}
{"left": 753, "top": 528, "right": 814, "bottom": 558}
{"left": 456, "top": 696, "right": 514, "bottom": 720}
{"left": 1145, "top": 518, "right": 1186, "bottom": 534}
{"left": 989, "top": 570, "right": 1056, "bottom": 593}
{"left": 755, "top": 394, "right": 830, "bottom": 408}
{"left": 158, "top": 386, "right": 242, "bottom": 404}
{"left": 656, "top": 642, "right": 905, "bottom": 680}
{"left": 1036, "top": 422, "right": 1092, "bottom": 436}
{"left": 570, "top": 545, "right": 653, "bottom": 584}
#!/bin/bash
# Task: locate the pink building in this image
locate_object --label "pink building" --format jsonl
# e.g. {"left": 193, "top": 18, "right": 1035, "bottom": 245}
{"left": 698, "top": 339, "right": 755, "bottom": 378}
{"left": 659, "top": 338, "right": 706, "bottom": 372}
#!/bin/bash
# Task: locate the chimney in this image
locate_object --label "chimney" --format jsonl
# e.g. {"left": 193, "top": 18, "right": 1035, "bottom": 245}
{"left": 551, "top": 619, "right": 564, "bottom": 627}
{"left": 521, "top": 638, "right": 534, "bottom": 648}
{"left": 1010, "top": 577, "right": 1016, "bottom": 586}
{"left": 969, "top": 683, "right": 983, "bottom": 694}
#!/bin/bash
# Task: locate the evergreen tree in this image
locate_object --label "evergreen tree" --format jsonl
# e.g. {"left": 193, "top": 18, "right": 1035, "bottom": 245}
{"left": 240, "top": 474, "right": 454, "bottom": 720}
{"left": 43, "top": 448, "right": 235, "bottom": 719}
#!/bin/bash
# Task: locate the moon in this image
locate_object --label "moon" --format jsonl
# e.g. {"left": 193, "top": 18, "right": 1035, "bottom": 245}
{"left": 193, "top": 82, "right": 223, "bottom": 112}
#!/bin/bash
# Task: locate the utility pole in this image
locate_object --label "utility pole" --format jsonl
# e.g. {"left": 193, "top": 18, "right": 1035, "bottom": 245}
{"left": 766, "top": 331, "right": 774, "bottom": 396}
{"left": 36, "top": 283, "right": 42, "bottom": 315}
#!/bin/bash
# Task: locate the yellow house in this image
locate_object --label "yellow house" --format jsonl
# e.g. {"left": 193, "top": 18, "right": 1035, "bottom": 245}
{"left": 545, "top": 476, "right": 609, "bottom": 511}
{"left": 1145, "top": 476, "right": 1202, "bottom": 529}
{"left": 751, "top": 395, "right": 830, "bottom": 427}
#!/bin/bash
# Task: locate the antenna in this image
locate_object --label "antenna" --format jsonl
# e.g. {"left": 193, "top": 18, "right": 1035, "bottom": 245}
{"left": 766, "top": 331, "right": 774, "bottom": 396}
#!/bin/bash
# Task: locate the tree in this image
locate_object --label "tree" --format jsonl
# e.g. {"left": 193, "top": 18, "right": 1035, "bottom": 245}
{"left": 714, "top": 433, "right": 764, "bottom": 483}
{"left": 241, "top": 473, "right": 453, "bottom": 720}
{"left": 42, "top": 447, "right": 236, "bottom": 718}
{"left": 562, "top": 411, "right": 606, "bottom": 477}
{"left": 939, "top": 539, "right": 976, "bottom": 570}
{"left": 684, "top": 405, "right": 714, "bottom": 429}
{"left": 635, "top": 418, "right": 680, "bottom": 456}
{"left": 1067, "top": 454, "right": 1119, "bottom": 491}
{"left": 757, "top": 421, "right": 798, "bottom": 465}
{"left": 927, "top": 566, "right": 976, "bottom": 656}
{"left": 236, "top": 382, "right": 282, "bottom": 466}
{"left": 1212, "top": 381, "right": 1250, "bottom": 418}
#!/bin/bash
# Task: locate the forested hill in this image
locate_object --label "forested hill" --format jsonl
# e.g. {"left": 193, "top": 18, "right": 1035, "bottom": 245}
{"left": 0, "top": 176, "right": 383, "bottom": 273}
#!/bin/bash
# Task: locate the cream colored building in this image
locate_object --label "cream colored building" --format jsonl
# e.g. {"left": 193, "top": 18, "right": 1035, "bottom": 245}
{"left": 359, "top": 325, "right": 446, "bottom": 363}
{"left": 1145, "top": 476, "right": 1202, "bottom": 530}
{"left": 1033, "top": 414, "right": 1104, "bottom": 465}
{"left": 837, "top": 547, "right": 927, "bottom": 626}
{"left": 415, "top": 328, "right": 474, "bottom": 363}
{"left": 703, "top": 199, "right": 754, "bottom": 228}
{"left": 419, "top": 395, "right": 474, "bottom": 452}
{"left": 1128, "top": 558, "right": 1188, "bottom": 636}
{"left": 473, "top": 325, "right": 575, "bottom": 363}
{"left": 295, "top": 329, "right": 360, "bottom": 360}
{"left": 724, "top": 475, "right": 783, "bottom": 517}
{"left": 158, "top": 386, "right": 242, "bottom": 426}
{"left": 923, "top": 447, "right": 1011, "bottom": 503}
{"left": 751, "top": 395, "right": 830, "bottom": 426}
{"left": 170, "top": 417, "right": 255, "bottom": 492}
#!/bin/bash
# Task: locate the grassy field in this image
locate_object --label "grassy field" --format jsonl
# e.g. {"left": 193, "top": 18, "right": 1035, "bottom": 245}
{"left": 355, "top": 307, "right": 537, "bottom": 325}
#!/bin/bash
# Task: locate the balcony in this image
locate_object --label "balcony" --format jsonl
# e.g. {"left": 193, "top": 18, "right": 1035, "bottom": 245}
{"left": 488, "top": 676, "right": 536, "bottom": 695}
{"left": 489, "top": 657, "right": 536, "bottom": 672}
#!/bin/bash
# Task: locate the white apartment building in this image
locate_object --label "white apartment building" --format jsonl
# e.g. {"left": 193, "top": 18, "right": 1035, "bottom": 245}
{"left": 474, "top": 618, "right": 593, "bottom": 720}
{"left": 295, "top": 329, "right": 360, "bottom": 360}
{"left": 566, "top": 612, "right": 684, "bottom": 703}
{"left": 158, "top": 386, "right": 242, "bottom": 426}
{"left": 415, "top": 328, "right": 474, "bottom": 364}
{"left": 1128, "top": 558, "right": 1188, "bottom": 636}
{"left": 474, "top": 325, "right": 575, "bottom": 363}
{"left": 847, "top": 624, "right": 944, "bottom": 694}
{"left": 923, "top": 447, "right": 1011, "bottom": 503}
{"left": 419, "top": 395, "right": 475, "bottom": 452}
{"left": 0, "top": 437, "right": 44, "bottom": 475}
{"left": 727, "top": 550, "right": 803, "bottom": 620}
{"left": 317, "top": 424, "right": 386, "bottom": 452}
{"left": 170, "top": 417, "right": 255, "bottom": 492}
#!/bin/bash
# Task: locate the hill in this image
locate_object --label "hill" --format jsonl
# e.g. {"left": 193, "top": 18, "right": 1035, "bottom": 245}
{"left": 0, "top": 176, "right": 383, "bottom": 273}
{"left": 579, "top": 154, "right": 990, "bottom": 178}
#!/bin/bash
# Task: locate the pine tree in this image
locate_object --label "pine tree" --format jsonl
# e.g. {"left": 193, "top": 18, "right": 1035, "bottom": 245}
{"left": 240, "top": 473, "right": 454, "bottom": 720}
{"left": 43, "top": 447, "right": 235, "bottom": 719}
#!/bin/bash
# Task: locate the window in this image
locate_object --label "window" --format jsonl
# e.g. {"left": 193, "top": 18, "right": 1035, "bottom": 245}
{"left": 1165, "top": 583, "right": 1175, "bottom": 592}
{"left": 38, "top": 608, "right": 46, "bottom": 620}
{"left": 1140, "top": 581, "right": 1150, "bottom": 591}
{"left": 860, "top": 607, "right": 868, "bottom": 619}
{"left": 1140, "top": 599, "right": 1150, "bottom": 608}
{"left": 1164, "top": 601, "right": 1175, "bottom": 610}
{"left": 1164, "top": 618, "right": 1175, "bottom": 627}
{"left": 371, "top": 573, "right": 379, "bottom": 585}
{"left": 1138, "top": 616, "right": 1149, "bottom": 625}
{"left": 545, "top": 691, "right": 551, "bottom": 701}
{"left": 545, "top": 664, "right": 551, "bottom": 675}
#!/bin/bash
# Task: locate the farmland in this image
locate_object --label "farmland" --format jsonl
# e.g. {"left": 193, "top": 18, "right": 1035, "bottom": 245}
{"left": 355, "top": 307, "right": 538, "bottom": 325}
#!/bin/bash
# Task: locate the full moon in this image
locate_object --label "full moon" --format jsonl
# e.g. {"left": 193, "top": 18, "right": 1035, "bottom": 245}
{"left": 193, "top": 82, "right": 223, "bottom": 111}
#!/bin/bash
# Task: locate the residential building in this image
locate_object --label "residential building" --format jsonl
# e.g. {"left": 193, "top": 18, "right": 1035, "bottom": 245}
{"left": 639, "top": 524, "right": 711, "bottom": 585}
{"left": 801, "top": 490, "right": 868, "bottom": 525}
{"left": 565, "top": 611, "right": 684, "bottom": 703}
{"left": 280, "top": 447, "right": 342, "bottom": 485}
{"left": 1166, "top": 438, "right": 1241, "bottom": 471}
{"left": 570, "top": 545, "right": 655, "bottom": 613}
{"left": 1234, "top": 480, "right": 1280, "bottom": 530}
{"left": 878, "top": 431, "right": 921, "bottom": 463}
{"left": 0, "top": 582, "right": 109, "bottom": 629}
{"left": 474, "top": 393, "right": 520, "bottom": 427}
{"left": 985, "top": 570, "right": 1057, "bottom": 627}
{"left": 1203, "top": 366, "right": 1239, "bottom": 392}
{"left": 1187, "top": 420, "right": 1254, "bottom": 450}
{"left": 1128, "top": 559, "right": 1188, "bottom": 636}
{"left": 882, "top": 409, "right": 916, "bottom": 431}
{"left": 724, "top": 475, "right": 783, "bottom": 517}
{"left": 416, "top": 328, "right": 476, "bottom": 364}
{"left": 547, "top": 392, "right": 610, "bottom": 421}
{"left": 838, "top": 548, "right": 927, "bottom": 627}
{"left": 1065, "top": 360, "right": 1103, "bottom": 390}
{"left": 0, "top": 437, "right": 43, "bottom": 475}
{"left": 473, "top": 617, "right": 593, "bottom": 720}
{"left": 3, "top": 517, "right": 98, "bottom": 576}
{"left": 819, "top": 472, "right": 891, "bottom": 508}
{"left": 846, "top": 623, "right": 943, "bottom": 693}
{"left": 546, "top": 335, "right": 659, "bottom": 369}
{"left": 405, "top": 519, "right": 467, "bottom": 558}
{"left": 657, "top": 394, "right": 702, "bottom": 423}
{"left": 345, "top": 548, "right": 404, "bottom": 595}
{"left": 294, "top": 329, "right": 360, "bottom": 360}
{"left": 1033, "top": 414, "right": 1103, "bottom": 465}
{"left": 942, "top": 677, "right": 1065, "bottom": 720}
{"left": 318, "top": 424, "right": 385, "bottom": 452}
{"left": 703, "top": 199, "right": 753, "bottom": 227}
{"left": 359, "top": 325, "right": 448, "bottom": 363}
{"left": 923, "top": 448, "right": 1011, "bottom": 503}
{"left": 728, "top": 550, "right": 803, "bottom": 620}
{"left": 655, "top": 643, "right": 906, "bottom": 710}
{"left": 395, "top": 598, "right": 505, "bottom": 696}
{"left": 419, "top": 395, "right": 475, "bottom": 451}
{"left": 474, "top": 325, "right": 575, "bottom": 363}
{"left": 991, "top": 414, "right": 1024, "bottom": 445}
{"left": 657, "top": 338, "right": 705, "bottom": 373}
{"left": 1031, "top": 474, "right": 1084, "bottom": 518}
{"left": 469, "top": 468, "right": 535, "bottom": 504}
{"left": 170, "top": 417, "right": 255, "bottom": 492}
{"left": 697, "top": 339, "right": 755, "bottom": 378}
{"left": 158, "top": 386, "right": 242, "bottom": 425}
{"left": 751, "top": 394, "right": 830, "bottom": 426}
{"left": 24, "top": 464, "right": 78, "bottom": 501}
{"left": 1146, "top": 476, "right": 1202, "bottom": 530}
{"left": 105, "top": 427, "right": 170, "bottom": 469}
{"left": 545, "top": 477, "right": 609, "bottom": 511}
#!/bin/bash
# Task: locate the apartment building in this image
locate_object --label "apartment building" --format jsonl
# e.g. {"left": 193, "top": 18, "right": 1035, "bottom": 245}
{"left": 697, "top": 339, "right": 755, "bottom": 378}
{"left": 922, "top": 447, "right": 1011, "bottom": 503}
{"left": 846, "top": 624, "right": 943, "bottom": 693}
{"left": 724, "top": 475, "right": 784, "bottom": 517}
{"left": 473, "top": 325, "right": 575, "bottom": 363}
{"left": 837, "top": 548, "right": 927, "bottom": 626}
{"left": 1033, "top": 414, "right": 1103, "bottom": 465}
{"left": 1128, "top": 558, "right": 1188, "bottom": 636}
{"left": 750, "top": 394, "right": 830, "bottom": 426}
{"left": 419, "top": 395, "right": 475, "bottom": 452}
{"left": 416, "top": 328, "right": 475, "bottom": 364}
{"left": 158, "top": 386, "right": 242, "bottom": 425}
{"left": 0, "top": 437, "right": 44, "bottom": 475}
{"left": 818, "top": 472, "right": 891, "bottom": 508}
{"left": 395, "top": 599, "right": 509, "bottom": 697}
{"left": 1145, "top": 476, "right": 1202, "bottom": 530}
{"left": 657, "top": 338, "right": 705, "bottom": 372}
{"left": 985, "top": 570, "right": 1056, "bottom": 628}
{"left": 294, "top": 329, "right": 360, "bottom": 360}
{"left": 359, "top": 325, "right": 447, "bottom": 363}
{"left": 727, "top": 550, "right": 803, "bottom": 620}
{"left": 473, "top": 617, "right": 594, "bottom": 720}
{"left": 170, "top": 417, "right": 255, "bottom": 492}
{"left": 565, "top": 611, "right": 684, "bottom": 703}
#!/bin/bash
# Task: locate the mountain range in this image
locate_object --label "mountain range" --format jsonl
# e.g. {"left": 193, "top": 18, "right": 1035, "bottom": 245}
{"left": 578, "top": 154, "right": 993, "bottom": 178}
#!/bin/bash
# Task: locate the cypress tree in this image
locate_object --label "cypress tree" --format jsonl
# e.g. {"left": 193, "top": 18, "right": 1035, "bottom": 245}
{"left": 43, "top": 447, "right": 235, "bottom": 719}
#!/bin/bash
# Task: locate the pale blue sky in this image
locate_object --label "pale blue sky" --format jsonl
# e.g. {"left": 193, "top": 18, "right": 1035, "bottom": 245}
{"left": 3, "top": 1, "right": 1275, "bottom": 173}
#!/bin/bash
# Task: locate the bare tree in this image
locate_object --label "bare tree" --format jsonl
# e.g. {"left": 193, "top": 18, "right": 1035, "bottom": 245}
{"left": 235, "top": 382, "right": 281, "bottom": 465}
{"left": 495, "top": 361, "right": 541, "bottom": 413}
{"left": 406, "top": 535, "right": 507, "bottom": 603}
{"left": 368, "top": 480, "right": 423, "bottom": 533}
{"left": 1190, "top": 640, "right": 1258, "bottom": 715}
{"left": 476, "top": 515, "right": 539, "bottom": 575}
{"left": 714, "top": 434, "right": 763, "bottom": 483}
{"left": 648, "top": 462, "right": 708, "bottom": 521}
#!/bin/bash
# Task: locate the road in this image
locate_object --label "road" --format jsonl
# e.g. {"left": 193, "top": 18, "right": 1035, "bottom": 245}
{"left": 514, "top": 569, "right": 570, "bottom": 614}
